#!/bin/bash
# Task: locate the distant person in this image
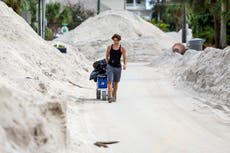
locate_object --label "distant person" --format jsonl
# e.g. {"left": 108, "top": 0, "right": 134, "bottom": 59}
{"left": 106, "top": 34, "right": 127, "bottom": 103}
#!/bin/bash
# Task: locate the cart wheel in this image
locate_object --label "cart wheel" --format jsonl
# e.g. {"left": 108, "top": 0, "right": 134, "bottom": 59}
{"left": 96, "top": 89, "right": 101, "bottom": 99}
{"left": 102, "top": 91, "right": 107, "bottom": 101}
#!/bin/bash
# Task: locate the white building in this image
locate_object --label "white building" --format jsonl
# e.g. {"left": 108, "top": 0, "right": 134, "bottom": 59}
{"left": 101, "top": 0, "right": 125, "bottom": 10}
{"left": 46, "top": 0, "right": 154, "bottom": 19}
{"left": 125, "top": 0, "right": 154, "bottom": 19}
{"left": 46, "top": 0, "right": 110, "bottom": 12}
{"left": 101, "top": 0, "right": 154, "bottom": 19}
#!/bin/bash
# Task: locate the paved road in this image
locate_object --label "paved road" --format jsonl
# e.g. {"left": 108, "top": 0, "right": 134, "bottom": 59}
{"left": 68, "top": 63, "right": 230, "bottom": 153}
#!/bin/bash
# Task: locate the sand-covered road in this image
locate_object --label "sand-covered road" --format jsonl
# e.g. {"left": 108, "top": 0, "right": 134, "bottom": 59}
{"left": 67, "top": 63, "right": 230, "bottom": 153}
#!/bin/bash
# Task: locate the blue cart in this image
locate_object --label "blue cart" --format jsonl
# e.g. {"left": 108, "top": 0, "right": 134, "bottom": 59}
{"left": 96, "top": 75, "right": 108, "bottom": 100}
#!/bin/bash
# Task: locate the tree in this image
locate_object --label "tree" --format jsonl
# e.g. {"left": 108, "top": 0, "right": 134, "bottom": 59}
{"left": 27, "top": 0, "right": 38, "bottom": 30}
{"left": 211, "top": 0, "right": 221, "bottom": 48}
{"left": 46, "top": 2, "right": 72, "bottom": 33}
{"left": 59, "top": 8, "right": 73, "bottom": 25}
{"left": 188, "top": 0, "right": 221, "bottom": 47}
{"left": 46, "top": 2, "right": 61, "bottom": 28}
{"left": 167, "top": 0, "right": 186, "bottom": 42}
{"left": 162, "top": 3, "right": 183, "bottom": 31}
{"left": 153, "top": 0, "right": 167, "bottom": 22}
{"left": 3, "top": 0, "right": 23, "bottom": 14}
{"left": 67, "top": 4, "right": 94, "bottom": 30}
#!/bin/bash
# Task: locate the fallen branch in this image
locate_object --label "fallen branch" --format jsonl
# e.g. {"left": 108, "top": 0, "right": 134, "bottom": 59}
{"left": 94, "top": 141, "right": 119, "bottom": 148}
{"left": 68, "top": 81, "right": 83, "bottom": 88}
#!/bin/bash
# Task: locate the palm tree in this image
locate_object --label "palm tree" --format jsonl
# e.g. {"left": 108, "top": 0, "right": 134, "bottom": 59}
{"left": 168, "top": 0, "right": 187, "bottom": 42}
{"left": 46, "top": 2, "right": 62, "bottom": 33}
{"left": 188, "top": 0, "right": 221, "bottom": 48}
{"left": 154, "top": 0, "right": 167, "bottom": 22}
{"left": 162, "top": 3, "right": 183, "bottom": 31}
{"left": 189, "top": 0, "right": 230, "bottom": 48}
{"left": 171, "top": 0, "right": 230, "bottom": 47}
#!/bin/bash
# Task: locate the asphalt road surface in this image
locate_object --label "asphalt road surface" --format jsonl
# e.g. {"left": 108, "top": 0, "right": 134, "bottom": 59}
{"left": 68, "top": 63, "right": 230, "bottom": 153}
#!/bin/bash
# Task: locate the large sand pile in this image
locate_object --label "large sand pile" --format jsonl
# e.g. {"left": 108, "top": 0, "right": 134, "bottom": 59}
{"left": 151, "top": 47, "right": 230, "bottom": 110}
{"left": 55, "top": 10, "right": 176, "bottom": 61}
{"left": 176, "top": 47, "right": 230, "bottom": 105}
{"left": 0, "top": 2, "right": 92, "bottom": 153}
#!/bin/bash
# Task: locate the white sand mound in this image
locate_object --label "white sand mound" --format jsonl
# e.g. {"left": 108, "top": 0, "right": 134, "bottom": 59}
{"left": 55, "top": 10, "right": 176, "bottom": 61}
{"left": 177, "top": 47, "right": 230, "bottom": 104}
{"left": 0, "top": 77, "right": 67, "bottom": 153}
{"left": 0, "top": 2, "right": 92, "bottom": 153}
{"left": 151, "top": 47, "right": 230, "bottom": 109}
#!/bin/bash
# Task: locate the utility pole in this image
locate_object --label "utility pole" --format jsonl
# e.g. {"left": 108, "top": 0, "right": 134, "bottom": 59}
{"left": 182, "top": 0, "right": 187, "bottom": 43}
{"left": 38, "top": 0, "right": 42, "bottom": 37}
{"left": 97, "top": 0, "right": 101, "bottom": 14}
{"left": 124, "top": 0, "right": 126, "bottom": 10}
{"left": 42, "top": 0, "right": 46, "bottom": 39}
{"left": 157, "top": 0, "right": 160, "bottom": 22}
{"left": 38, "top": 0, "right": 46, "bottom": 39}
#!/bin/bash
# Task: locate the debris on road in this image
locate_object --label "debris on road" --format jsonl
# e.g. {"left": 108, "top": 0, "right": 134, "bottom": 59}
{"left": 94, "top": 141, "right": 119, "bottom": 148}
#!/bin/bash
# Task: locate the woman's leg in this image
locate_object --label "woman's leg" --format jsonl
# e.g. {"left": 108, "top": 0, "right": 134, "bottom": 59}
{"left": 107, "top": 64, "right": 113, "bottom": 102}
{"left": 113, "top": 82, "right": 118, "bottom": 99}
{"left": 108, "top": 81, "right": 113, "bottom": 98}
{"left": 112, "top": 67, "right": 121, "bottom": 102}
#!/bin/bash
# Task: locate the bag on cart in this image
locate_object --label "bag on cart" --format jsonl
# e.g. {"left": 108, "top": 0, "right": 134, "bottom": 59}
{"left": 93, "top": 59, "right": 107, "bottom": 71}
{"left": 89, "top": 59, "right": 107, "bottom": 82}
{"left": 89, "top": 70, "right": 101, "bottom": 82}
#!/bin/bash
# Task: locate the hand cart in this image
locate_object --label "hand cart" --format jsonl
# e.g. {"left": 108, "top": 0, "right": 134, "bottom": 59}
{"left": 96, "top": 75, "right": 108, "bottom": 100}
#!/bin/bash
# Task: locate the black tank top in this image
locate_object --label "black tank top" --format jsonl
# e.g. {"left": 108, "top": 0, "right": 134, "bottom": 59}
{"left": 108, "top": 44, "right": 122, "bottom": 68}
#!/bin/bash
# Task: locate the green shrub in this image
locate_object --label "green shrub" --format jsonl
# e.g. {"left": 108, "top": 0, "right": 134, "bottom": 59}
{"left": 45, "top": 27, "right": 53, "bottom": 40}
{"left": 149, "top": 19, "right": 170, "bottom": 32}
{"left": 197, "top": 26, "right": 215, "bottom": 46}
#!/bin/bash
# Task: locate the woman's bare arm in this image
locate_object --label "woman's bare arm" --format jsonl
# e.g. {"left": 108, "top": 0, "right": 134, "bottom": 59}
{"left": 106, "top": 45, "right": 111, "bottom": 64}
{"left": 121, "top": 47, "right": 127, "bottom": 70}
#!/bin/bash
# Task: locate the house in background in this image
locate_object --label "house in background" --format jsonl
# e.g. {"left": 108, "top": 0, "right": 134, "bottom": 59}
{"left": 101, "top": 0, "right": 155, "bottom": 19}
{"left": 125, "top": 0, "right": 155, "bottom": 20}
{"left": 46, "top": 0, "right": 154, "bottom": 19}
{"left": 101, "top": 0, "right": 125, "bottom": 10}
{"left": 46, "top": 0, "right": 110, "bottom": 12}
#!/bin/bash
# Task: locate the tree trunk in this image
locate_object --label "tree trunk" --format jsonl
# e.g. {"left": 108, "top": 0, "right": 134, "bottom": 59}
{"left": 175, "top": 21, "right": 179, "bottom": 32}
{"left": 220, "top": 0, "right": 228, "bottom": 49}
{"left": 214, "top": 15, "right": 221, "bottom": 48}
{"left": 157, "top": 0, "right": 160, "bottom": 22}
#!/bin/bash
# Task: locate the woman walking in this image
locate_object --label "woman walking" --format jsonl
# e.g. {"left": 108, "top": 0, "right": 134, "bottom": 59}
{"left": 106, "top": 34, "right": 127, "bottom": 103}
